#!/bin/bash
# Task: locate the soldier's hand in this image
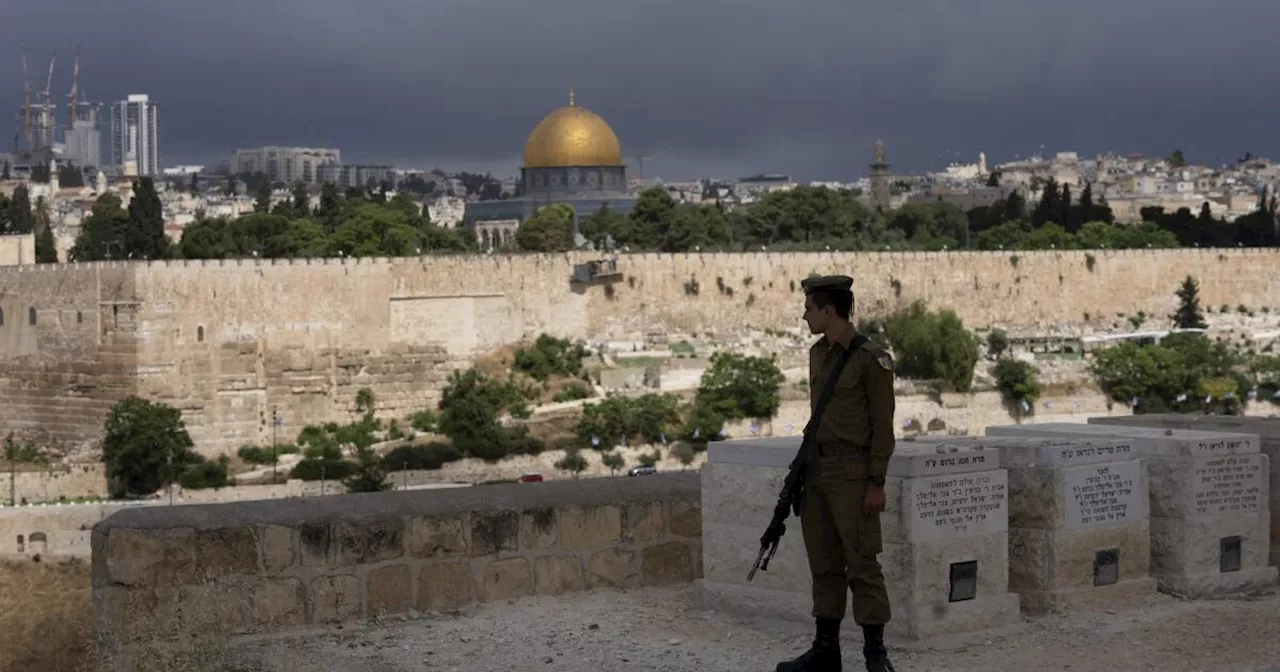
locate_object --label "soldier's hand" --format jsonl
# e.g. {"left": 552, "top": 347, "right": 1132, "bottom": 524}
{"left": 864, "top": 484, "right": 886, "bottom": 514}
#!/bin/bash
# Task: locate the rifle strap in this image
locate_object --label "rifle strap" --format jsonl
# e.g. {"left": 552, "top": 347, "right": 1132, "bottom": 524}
{"left": 801, "top": 333, "right": 867, "bottom": 442}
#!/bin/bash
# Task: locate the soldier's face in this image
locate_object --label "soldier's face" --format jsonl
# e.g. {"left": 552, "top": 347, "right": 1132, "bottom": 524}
{"left": 803, "top": 297, "right": 828, "bottom": 334}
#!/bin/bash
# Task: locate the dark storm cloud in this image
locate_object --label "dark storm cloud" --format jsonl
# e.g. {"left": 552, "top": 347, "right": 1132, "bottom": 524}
{"left": 3, "top": 0, "right": 1278, "bottom": 180}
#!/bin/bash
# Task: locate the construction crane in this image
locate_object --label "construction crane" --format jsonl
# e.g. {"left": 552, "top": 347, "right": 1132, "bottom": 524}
{"left": 67, "top": 47, "right": 80, "bottom": 130}
{"left": 21, "top": 52, "right": 31, "bottom": 151}
{"left": 43, "top": 50, "right": 56, "bottom": 148}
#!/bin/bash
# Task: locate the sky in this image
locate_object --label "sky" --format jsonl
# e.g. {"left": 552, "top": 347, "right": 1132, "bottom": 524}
{"left": 2, "top": 0, "right": 1278, "bottom": 182}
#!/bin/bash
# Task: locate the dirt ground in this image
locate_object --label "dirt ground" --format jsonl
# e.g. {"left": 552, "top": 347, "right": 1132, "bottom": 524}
{"left": 0, "top": 558, "right": 93, "bottom": 672}
{"left": 226, "top": 584, "right": 1280, "bottom": 672}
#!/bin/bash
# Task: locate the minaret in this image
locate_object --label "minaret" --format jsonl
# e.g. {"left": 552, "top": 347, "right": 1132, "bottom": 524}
{"left": 869, "top": 139, "right": 892, "bottom": 212}
{"left": 568, "top": 85, "right": 575, "bottom": 106}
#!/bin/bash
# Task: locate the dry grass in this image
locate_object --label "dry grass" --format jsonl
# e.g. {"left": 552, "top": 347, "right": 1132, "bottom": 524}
{"left": 0, "top": 557, "right": 94, "bottom": 672}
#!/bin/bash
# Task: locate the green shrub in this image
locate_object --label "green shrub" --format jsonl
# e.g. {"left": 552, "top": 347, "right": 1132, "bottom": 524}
{"left": 552, "top": 381, "right": 592, "bottom": 403}
{"left": 986, "top": 329, "right": 1009, "bottom": 359}
{"left": 410, "top": 410, "right": 438, "bottom": 432}
{"left": 576, "top": 393, "right": 682, "bottom": 448}
{"left": 179, "top": 456, "right": 230, "bottom": 490}
{"left": 695, "top": 352, "right": 784, "bottom": 420}
{"left": 994, "top": 359, "right": 1042, "bottom": 405}
{"left": 513, "top": 334, "right": 589, "bottom": 381}
{"left": 438, "top": 367, "right": 542, "bottom": 460}
{"left": 879, "top": 300, "right": 980, "bottom": 392}
{"left": 237, "top": 443, "right": 299, "bottom": 465}
{"left": 289, "top": 458, "right": 356, "bottom": 481}
{"left": 380, "top": 442, "right": 462, "bottom": 471}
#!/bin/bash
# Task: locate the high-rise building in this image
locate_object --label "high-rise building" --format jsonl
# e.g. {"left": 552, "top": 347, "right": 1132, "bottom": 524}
{"left": 110, "top": 94, "right": 159, "bottom": 177}
{"left": 63, "top": 102, "right": 104, "bottom": 168}
{"left": 231, "top": 146, "right": 342, "bottom": 185}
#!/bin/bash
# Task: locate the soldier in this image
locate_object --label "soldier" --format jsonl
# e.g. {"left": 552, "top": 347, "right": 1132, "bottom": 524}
{"left": 777, "top": 275, "right": 896, "bottom": 672}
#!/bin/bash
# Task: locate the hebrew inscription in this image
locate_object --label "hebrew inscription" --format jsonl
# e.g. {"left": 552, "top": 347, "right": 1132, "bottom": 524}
{"left": 911, "top": 471, "right": 1008, "bottom": 542}
{"left": 1063, "top": 461, "right": 1143, "bottom": 529}
{"left": 1193, "top": 455, "right": 1263, "bottom": 515}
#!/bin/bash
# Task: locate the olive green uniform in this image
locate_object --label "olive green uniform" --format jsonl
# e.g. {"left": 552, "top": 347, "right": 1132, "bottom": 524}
{"left": 802, "top": 324, "right": 896, "bottom": 625}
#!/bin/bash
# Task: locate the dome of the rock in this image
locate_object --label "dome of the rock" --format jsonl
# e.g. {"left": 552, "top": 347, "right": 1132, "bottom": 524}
{"left": 522, "top": 91, "right": 623, "bottom": 168}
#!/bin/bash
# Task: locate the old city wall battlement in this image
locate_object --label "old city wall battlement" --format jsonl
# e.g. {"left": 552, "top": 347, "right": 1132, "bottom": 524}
{"left": 90, "top": 471, "right": 702, "bottom": 668}
{"left": 2, "top": 249, "right": 1279, "bottom": 456}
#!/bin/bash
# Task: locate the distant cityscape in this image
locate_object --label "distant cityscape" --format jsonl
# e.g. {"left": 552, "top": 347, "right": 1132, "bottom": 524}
{"left": 2, "top": 50, "right": 1279, "bottom": 261}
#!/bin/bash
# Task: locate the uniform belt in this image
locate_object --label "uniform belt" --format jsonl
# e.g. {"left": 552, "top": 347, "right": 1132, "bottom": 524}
{"left": 815, "top": 442, "right": 870, "bottom": 457}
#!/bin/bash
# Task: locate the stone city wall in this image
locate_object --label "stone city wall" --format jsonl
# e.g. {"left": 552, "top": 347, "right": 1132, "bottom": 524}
{"left": 0, "top": 232, "right": 35, "bottom": 266}
{"left": 0, "top": 500, "right": 152, "bottom": 558}
{"left": 4, "top": 249, "right": 1279, "bottom": 456}
{"left": 91, "top": 472, "right": 702, "bottom": 668}
{"left": 0, "top": 462, "right": 109, "bottom": 504}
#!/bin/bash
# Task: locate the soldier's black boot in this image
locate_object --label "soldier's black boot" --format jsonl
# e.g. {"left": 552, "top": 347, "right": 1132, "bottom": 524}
{"left": 861, "top": 624, "right": 895, "bottom": 672}
{"left": 776, "top": 617, "right": 842, "bottom": 672}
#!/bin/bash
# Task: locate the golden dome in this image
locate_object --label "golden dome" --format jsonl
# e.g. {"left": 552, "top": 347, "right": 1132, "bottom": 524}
{"left": 522, "top": 88, "right": 624, "bottom": 168}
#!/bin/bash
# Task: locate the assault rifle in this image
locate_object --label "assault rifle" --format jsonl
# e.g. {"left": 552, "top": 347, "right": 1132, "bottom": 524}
{"left": 747, "top": 337, "right": 862, "bottom": 581}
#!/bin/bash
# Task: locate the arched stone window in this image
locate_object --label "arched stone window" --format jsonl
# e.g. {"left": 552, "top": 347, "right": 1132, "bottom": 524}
{"left": 29, "top": 307, "right": 37, "bottom": 325}
{"left": 77, "top": 309, "right": 83, "bottom": 324}
{"left": 28, "top": 532, "right": 47, "bottom": 554}
{"left": 15, "top": 535, "right": 23, "bottom": 553}
{"left": 197, "top": 326, "right": 204, "bottom": 342}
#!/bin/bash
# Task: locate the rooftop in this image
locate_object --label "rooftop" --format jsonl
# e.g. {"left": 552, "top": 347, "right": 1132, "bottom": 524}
{"left": 222, "top": 583, "right": 1280, "bottom": 671}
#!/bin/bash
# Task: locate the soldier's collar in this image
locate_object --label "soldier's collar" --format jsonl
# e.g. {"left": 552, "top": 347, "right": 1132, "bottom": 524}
{"left": 828, "top": 322, "right": 857, "bottom": 350}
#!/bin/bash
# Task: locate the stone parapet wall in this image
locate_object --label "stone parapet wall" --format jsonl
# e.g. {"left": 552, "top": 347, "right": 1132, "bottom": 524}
{"left": 91, "top": 472, "right": 701, "bottom": 668}
{"left": 5, "top": 249, "right": 1280, "bottom": 457}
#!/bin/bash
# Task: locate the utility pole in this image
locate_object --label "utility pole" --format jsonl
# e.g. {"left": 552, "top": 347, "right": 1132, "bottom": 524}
{"left": 272, "top": 406, "right": 281, "bottom": 483}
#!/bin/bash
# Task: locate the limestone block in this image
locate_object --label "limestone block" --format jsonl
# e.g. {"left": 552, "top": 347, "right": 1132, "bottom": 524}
{"left": 307, "top": 574, "right": 362, "bottom": 623}
{"left": 520, "top": 508, "right": 558, "bottom": 550}
{"left": 337, "top": 519, "right": 404, "bottom": 564}
{"left": 367, "top": 564, "right": 413, "bottom": 616}
{"left": 251, "top": 577, "right": 305, "bottom": 628}
{"left": 535, "top": 555, "right": 587, "bottom": 595}
{"left": 588, "top": 548, "right": 640, "bottom": 588}
{"left": 106, "top": 528, "right": 197, "bottom": 587}
{"left": 470, "top": 510, "right": 519, "bottom": 556}
{"left": 178, "top": 580, "right": 250, "bottom": 635}
{"left": 260, "top": 525, "right": 297, "bottom": 572}
{"left": 481, "top": 557, "right": 532, "bottom": 601}
{"left": 299, "top": 523, "right": 336, "bottom": 566}
{"left": 94, "top": 585, "right": 161, "bottom": 645}
{"left": 560, "top": 505, "right": 622, "bottom": 549}
{"left": 643, "top": 541, "right": 696, "bottom": 584}
{"left": 195, "top": 526, "right": 259, "bottom": 579}
{"left": 417, "top": 562, "right": 475, "bottom": 611}
{"left": 668, "top": 499, "right": 702, "bottom": 538}
{"left": 622, "top": 501, "right": 665, "bottom": 543}
{"left": 410, "top": 514, "right": 471, "bottom": 557}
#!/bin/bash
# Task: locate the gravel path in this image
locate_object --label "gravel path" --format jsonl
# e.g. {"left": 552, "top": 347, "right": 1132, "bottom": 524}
{"left": 227, "top": 585, "right": 1280, "bottom": 672}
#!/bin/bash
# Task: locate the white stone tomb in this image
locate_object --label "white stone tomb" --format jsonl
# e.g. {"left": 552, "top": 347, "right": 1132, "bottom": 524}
{"left": 986, "top": 422, "right": 1276, "bottom": 598}
{"left": 698, "top": 437, "right": 1021, "bottom": 640}
{"left": 909, "top": 435, "right": 1157, "bottom": 612}
{"left": 1088, "top": 414, "right": 1280, "bottom": 567}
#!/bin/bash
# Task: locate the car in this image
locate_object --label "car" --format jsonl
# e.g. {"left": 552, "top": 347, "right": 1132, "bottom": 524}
{"left": 628, "top": 465, "right": 657, "bottom": 477}
{"left": 518, "top": 473, "right": 544, "bottom": 483}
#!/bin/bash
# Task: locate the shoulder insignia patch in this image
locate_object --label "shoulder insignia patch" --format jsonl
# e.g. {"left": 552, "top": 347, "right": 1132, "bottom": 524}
{"left": 875, "top": 353, "right": 893, "bottom": 371}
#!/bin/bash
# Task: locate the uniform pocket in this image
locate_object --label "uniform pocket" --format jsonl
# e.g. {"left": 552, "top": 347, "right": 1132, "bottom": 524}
{"left": 859, "top": 510, "right": 883, "bottom": 556}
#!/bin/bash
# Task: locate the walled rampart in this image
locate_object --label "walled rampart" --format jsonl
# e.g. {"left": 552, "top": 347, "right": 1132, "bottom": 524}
{"left": 0, "top": 462, "right": 108, "bottom": 504}
{"left": 0, "top": 500, "right": 149, "bottom": 558}
{"left": 3, "top": 249, "right": 1279, "bottom": 456}
{"left": 91, "top": 472, "right": 702, "bottom": 668}
{"left": 0, "top": 232, "right": 35, "bottom": 266}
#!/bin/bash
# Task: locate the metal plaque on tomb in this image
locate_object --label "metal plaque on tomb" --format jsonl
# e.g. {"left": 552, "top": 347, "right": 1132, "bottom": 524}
{"left": 1093, "top": 549, "right": 1119, "bottom": 587}
{"left": 1220, "top": 536, "right": 1242, "bottom": 573}
{"left": 948, "top": 561, "right": 978, "bottom": 603}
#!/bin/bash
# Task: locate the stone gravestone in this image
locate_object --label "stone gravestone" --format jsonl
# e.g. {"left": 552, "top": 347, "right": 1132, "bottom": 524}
{"left": 1087, "top": 414, "right": 1280, "bottom": 567}
{"left": 986, "top": 422, "right": 1276, "bottom": 598}
{"left": 908, "top": 435, "right": 1156, "bottom": 613}
{"left": 698, "top": 437, "right": 1021, "bottom": 640}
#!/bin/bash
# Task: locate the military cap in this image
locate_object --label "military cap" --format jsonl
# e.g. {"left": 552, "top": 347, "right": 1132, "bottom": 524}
{"left": 800, "top": 275, "right": 854, "bottom": 295}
